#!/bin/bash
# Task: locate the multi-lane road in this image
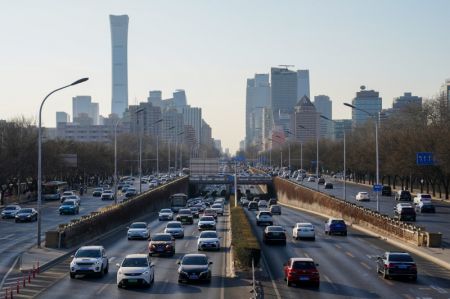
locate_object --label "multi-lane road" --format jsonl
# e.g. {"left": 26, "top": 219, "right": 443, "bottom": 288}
{"left": 292, "top": 177, "right": 450, "bottom": 246}
{"left": 244, "top": 186, "right": 450, "bottom": 299}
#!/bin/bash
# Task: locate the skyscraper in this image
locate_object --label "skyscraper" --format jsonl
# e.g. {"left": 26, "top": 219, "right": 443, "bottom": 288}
{"left": 271, "top": 67, "right": 297, "bottom": 132}
{"left": 292, "top": 96, "right": 318, "bottom": 144}
{"left": 314, "top": 95, "right": 332, "bottom": 139}
{"left": 183, "top": 106, "right": 202, "bottom": 147}
{"left": 56, "top": 112, "right": 70, "bottom": 124}
{"left": 297, "top": 70, "right": 310, "bottom": 100}
{"left": 110, "top": 15, "right": 129, "bottom": 117}
{"left": 392, "top": 92, "right": 422, "bottom": 111}
{"left": 72, "top": 96, "right": 99, "bottom": 125}
{"left": 351, "top": 86, "right": 382, "bottom": 126}
{"left": 440, "top": 79, "right": 450, "bottom": 106}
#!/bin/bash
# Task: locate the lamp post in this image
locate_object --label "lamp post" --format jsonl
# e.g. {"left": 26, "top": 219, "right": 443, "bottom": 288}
{"left": 151, "top": 119, "right": 163, "bottom": 176}
{"left": 320, "top": 115, "right": 347, "bottom": 201}
{"left": 297, "top": 125, "right": 306, "bottom": 173}
{"left": 285, "top": 130, "right": 295, "bottom": 170}
{"left": 167, "top": 126, "right": 175, "bottom": 173}
{"left": 176, "top": 131, "right": 184, "bottom": 172}
{"left": 135, "top": 109, "right": 145, "bottom": 194}
{"left": 37, "top": 77, "right": 89, "bottom": 248}
{"left": 344, "top": 102, "right": 380, "bottom": 211}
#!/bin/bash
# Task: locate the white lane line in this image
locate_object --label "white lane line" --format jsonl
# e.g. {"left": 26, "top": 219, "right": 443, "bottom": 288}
{"left": 345, "top": 251, "right": 355, "bottom": 258}
{"left": 0, "top": 255, "right": 19, "bottom": 291}
{"left": 430, "top": 285, "right": 448, "bottom": 294}
{"left": 0, "top": 234, "right": 15, "bottom": 240}
{"left": 109, "top": 257, "right": 116, "bottom": 262}
{"left": 260, "top": 252, "right": 281, "bottom": 299}
{"left": 184, "top": 241, "right": 190, "bottom": 248}
{"left": 304, "top": 252, "right": 310, "bottom": 258}
{"left": 360, "top": 262, "right": 371, "bottom": 270}
{"left": 323, "top": 275, "right": 337, "bottom": 290}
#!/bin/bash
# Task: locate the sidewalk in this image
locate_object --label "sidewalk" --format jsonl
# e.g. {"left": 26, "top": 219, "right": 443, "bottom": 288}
{"left": 20, "top": 245, "right": 71, "bottom": 273}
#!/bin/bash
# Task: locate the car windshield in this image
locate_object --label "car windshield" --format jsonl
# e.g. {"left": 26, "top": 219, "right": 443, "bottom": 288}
{"left": 179, "top": 210, "right": 191, "bottom": 215}
{"left": 190, "top": 207, "right": 199, "bottom": 211}
{"left": 200, "top": 232, "right": 218, "bottom": 238}
{"left": 331, "top": 220, "right": 345, "bottom": 225}
{"left": 259, "top": 212, "right": 271, "bottom": 216}
{"left": 268, "top": 226, "right": 284, "bottom": 232}
{"left": 122, "top": 258, "right": 148, "bottom": 267}
{"left": 67, "top": 195, "right": 77, "bottom": 199}
{"left": 63, "top": 192, "right": 72, "bottom": 195}
{"left": 152, "top": 234, "right": 172, "bottom": 241}
{"left": 5, "top": 206, "right": 18, "bottom": 210}
{"left": 167, "top": 223, "right": 182, "bottom": 228}
{"left": 421, "top": 195, "right": 432, "bottom": 199}
{"left": 212, "top": 204, "right": 221, "bottom": 208}
{"left": 160, "top": 209, "right": 172, "bottom": 213}
{"left": 200, "top": 216, "right": 215, "bottom": 221}
{"left": 271, "top": 206, "right": 280, "bottom": 210}
{"left": 94, "top": 188, "right": 102, "bottom": 191}
{"left": 130, "top": 223, "right": 147, "bottom": 229}
{"left": 63, "top": 201, "right": 74, "bottom": 206}
{"left": 298, "top": 224, "right": 313, "bottom": 228}
{"left": 292, "top": 261, "right": 316, "bottom": 270}
{"left": 75, "top": 249, "right": 101, "bottom": 258}
{"left": 360, "top": 192, "right": 368, "bottom": 195}
{"left": 389, "top": 254, "right": 414, "bottom": 262}
{"left": 19, "top": 209, "right": 32, "bottom": 213}
{"left": 182, "top": 256, "right": 207, "bottom": 265}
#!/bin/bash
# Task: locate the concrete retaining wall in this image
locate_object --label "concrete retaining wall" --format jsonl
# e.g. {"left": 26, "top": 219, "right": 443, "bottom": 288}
{"left": 46, "top": 177, "right": 189, "bottom": 248}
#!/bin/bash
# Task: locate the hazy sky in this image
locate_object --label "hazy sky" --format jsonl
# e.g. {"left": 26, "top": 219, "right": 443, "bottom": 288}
{"left": 1, "top": 1, "right": 450, "bottom": 153}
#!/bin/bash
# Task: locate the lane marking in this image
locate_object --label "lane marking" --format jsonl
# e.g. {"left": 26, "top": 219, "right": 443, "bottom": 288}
{"left": 431, "top": 285, "right": 448, "bottom": 294}
{"left": 383, "top": 278, "right": 394, "bottom": 286}
{"left": 0, "top": 234, "right": 15, "bottom": 240}
{"left": 345, "top": 251, "right": 355, "bottom": 258}
{"left": 323, "top": 275, "right": 337, "bottom": 290}
{"left": 335, "top": 244, "right": 342, "bottom": 249}
{"left": 0, "top": 256, "right": 19, "bottom": 291}
{"left": 401, "top": 294, "right": 413, "bottom": 299}
{"left": 304, "top": 252, "right": 310, "bottom": 258}
{"left": 260, "top": 252, "right": 281, "bottom": 299}
{"left": 109, "top": 257, "right": 116, "bottom": 262}
{"left": 184, "top": 241, "right": 190, "bottom": 248}
{"left": 360, "top": 262, "right": 371, "bottom": 270}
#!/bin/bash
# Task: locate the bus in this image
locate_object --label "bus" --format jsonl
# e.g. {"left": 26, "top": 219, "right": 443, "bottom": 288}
{"left": 43, "top": 181, "right": 68, "bottom": 200}
{"left": 170, "top": 193, "right": 188, "bottom": 213}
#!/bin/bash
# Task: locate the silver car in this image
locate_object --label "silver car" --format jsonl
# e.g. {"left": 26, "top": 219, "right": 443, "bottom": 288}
{"left": 164, "top": 221, "right": 184, "bottom": 238}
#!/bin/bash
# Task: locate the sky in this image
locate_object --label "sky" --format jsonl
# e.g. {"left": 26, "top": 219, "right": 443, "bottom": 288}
{"left": 1, "top": 0, "right": 450, "bottom": 153}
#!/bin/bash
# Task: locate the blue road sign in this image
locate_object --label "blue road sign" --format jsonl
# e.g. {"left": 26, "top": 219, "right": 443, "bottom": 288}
{"left": 416, "top": 152, "right": 433, "bottom": 166}
{"left": 226, "top": 175, "right": 234, "bottom": 182}
{"left": 373, "top": 184, "right": 383, "bottom": 192}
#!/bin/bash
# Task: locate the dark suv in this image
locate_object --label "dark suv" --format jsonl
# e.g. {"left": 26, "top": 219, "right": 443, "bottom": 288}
{"left": 382, "top": 186, "right": 392, "bottom": 196}
{"left": 395, "top": 205, "right": 416, "bottom": 221}
{"left": 377, "top": 252, "right": 417, "bottom": 281}
{"left": 395, "top": 190, "right": 412, "bottom": 201}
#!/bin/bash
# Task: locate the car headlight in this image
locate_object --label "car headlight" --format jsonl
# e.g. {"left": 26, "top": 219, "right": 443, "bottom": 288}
{"left": 118, "top": 270, "right": 122, "bottom": 275}
{"left": 179, "top": 270, "right": 188, "bottom": 276}
{"left": 143, "top": 271, "right": 149, "bottom": 275}
{"left": 200, "top": 270, "right": 209, "bottom": 276}
{"left": 27, "top": 215, "right": 31, "bottom": 218}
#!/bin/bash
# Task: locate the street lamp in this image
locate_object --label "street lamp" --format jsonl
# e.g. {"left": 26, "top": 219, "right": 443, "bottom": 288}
{"left": 297, "top": 124, "right": 306, "bottom": 172}
{"left": 176, "top": 131, "right": 184, "bottom": 172}
{"left": 285, "top": 130, "right": 295, "bottom": 170}
{"left": 151, "top": 119, "right": 163, "bottom": 176}
{"left": 344, "top": 102, "right": 380, "bottom": 211}
{"left": 320, "top": 115, "right": 347, "bottom": 201}
{"left": 167, "top": 126, "right": 175, "bottom": 173}
{"left": 37, "top": 77, "right": 89, "bottom": 247}
{"left": 135, "top": 109, "right": 145, "bottom": 194}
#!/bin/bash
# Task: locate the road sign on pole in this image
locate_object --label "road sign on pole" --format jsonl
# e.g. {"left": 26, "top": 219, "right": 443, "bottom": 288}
{"left": 416, "top": 152, "right": 433, "bottom": 166}
{"left": 373, "top": 184, "right": 383, "bottom": 192}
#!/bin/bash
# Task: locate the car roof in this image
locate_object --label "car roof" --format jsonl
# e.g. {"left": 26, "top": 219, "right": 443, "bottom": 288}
{"left": 183, "top": 253, "right": 207, "bottom": 258}
{"left": 124, "top": 253, "right": 148, "bottom": 259}
{"left": 131, "top": 222, "right": 147, "bottom": 225}
{"left": 167, "top": 221, "right": 182, "bottom": 224}
{"left": 386, "top": 251, "right": 411, "bottom": 256}
{"left": 296, "top": 222, "right": 313, "bottom": 226}
{"left": 290, "top": 257, "right": 314, "bottom": 262}
{"left": 79, "top": 245, "right": 103, "bottom": 250}
{"left": 328, "top": 218, "right": 344, "bottom": 221}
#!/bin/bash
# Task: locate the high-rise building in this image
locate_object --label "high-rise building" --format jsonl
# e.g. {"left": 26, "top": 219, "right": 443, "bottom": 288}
{"left": 72, "top": 96, "right": 99, "bottom": 125}
{"left": 440, "top": 79, "right": 450, "bottom": 106}
{"left": 162, "top": 108, "right": 184, "bottom": 144}
{"left": 333, "top": 119, "right": 352, "bottom": 141}
{"left": 201, "top": 119, "right": 213, "bottom": 147}
{"left": 271, "top": 67, "right": 297, "bottom": 132}
{"left": 314, "top": 95, "right": 332, "bottom": 139}
{"left": 393, "top": 92, "right": 422, "bottom": 111}
{"left": 56, "top": 112, "right": 70, "bottom": 124}
{"left": 183, "top": 106, "right": 202, "bottom": 147}
{"left": 128, "top": 102, "right": 162, "bottom": 137}
{"left": 110, "top": 15, "right": 129, "bottom": 117}
{"left": 351, "top": 86, "right": 382, "bottom": 126}
{"left": 297, "top": 70, "right": 310, "bottom": 100}
{"left": 292, "top": 96, "right": 318, "bottom": 143}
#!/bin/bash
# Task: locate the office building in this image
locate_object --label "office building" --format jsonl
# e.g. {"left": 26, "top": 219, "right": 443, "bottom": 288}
{"left": 297, "top": 70, "right": 310, "bottom": 100}
{"left": 271, "top": 67, "right": 297, "bottom": 132}
{"left": 440, "top": 79, "right": 450, "bottom": 106}
{"left": 183, "top": 106, "right": 202, "bottom": 147}
{"left": 333, "top": 119, "right": 352, "bottom": 141}
{"left": 56, "top": 112, "right": 70, "bottom": 124}
{"left": 72, "top": 96, "right": 99, "bottom": 125}
{"left": 201, "top": 119, "right": 213, "bottom": 147}
{"left": 314, "top": 95, "right": 332, "bottom": 139}
{"left": 128, "top": 102, "right": 162, "bottom": 136}
{"left": 292, "top": 96, "right": 318, "bottom": 143}
{"left": 110, "top": 15, "right": 129, "bottom": 116}
{"left": 393, "top": 92, "right": 422, "bottom": 111}
{"left": 56, "top": 120, "right": 129, "bottom": 143}
{"left": 351, "top": 86, "right": 382, "bottom": 126}
{"left": 161, "top": 108, "right": 184, "bottom": 144}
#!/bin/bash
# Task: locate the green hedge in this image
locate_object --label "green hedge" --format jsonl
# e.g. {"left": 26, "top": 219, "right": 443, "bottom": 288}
{"left": 230, "top": 203, "right": 260, "bottom": 268}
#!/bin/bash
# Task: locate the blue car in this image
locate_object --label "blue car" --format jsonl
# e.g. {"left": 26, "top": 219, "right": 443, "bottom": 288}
{"left": 59, "top": 200, "right": 79, "bottom": 215}
{"left": 324, "top": 218, "right": 347, "bottom": 236}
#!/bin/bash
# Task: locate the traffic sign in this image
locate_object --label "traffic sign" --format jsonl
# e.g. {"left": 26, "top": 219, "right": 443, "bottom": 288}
{"left": 416, "top": 152, "right": 433, "bottom": 166}
{"left": 373, "top": 184, "right": 383, "bottom": 192}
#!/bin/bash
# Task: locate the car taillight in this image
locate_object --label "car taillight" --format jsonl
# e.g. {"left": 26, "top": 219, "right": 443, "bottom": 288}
{"left": 166, "top": 244, "right": 172, "bottom": 248}
{"left": 387, "top": 263, "right": 396, "bottom": 268}
{"left": 410, "top": 264, "right": 417, "bottom": 269}
{"left": 150, "top": 244, "right": 155, "bottom": 248}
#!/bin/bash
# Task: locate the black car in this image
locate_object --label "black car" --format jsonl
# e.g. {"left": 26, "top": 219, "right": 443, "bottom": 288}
{"left": 377, "top": 252, "right": 417, "bottom": 281}
{"left": 395, "top": 206, "right": 416, "bottom": 221}
{"left": 382, "top": 186, "right": 392, "bottom": 196}
{"left": 324, "top": 183, "right": 333, "bottom": 189}
{"left": 15, "top": 208, "right": 38, "bottom": 222}
{"left": 395, "top": 190, "right": 412, "bottom": 201}
{"left": 263, "top": 226, "right": 287, "bottom": 245}
{"left": 176, "top": 209, "right": 194, "bottom": 225}
{"left": 318, "top": 178, "right": 325, "bottom": 185}
{"left": 268, "top": 199, "right": 278, "bottom": 206}
{"left": 415, "top": 202, "right": 436, "bottom": 213}
{"left": 248, "top": 201, "right": 259, "bottom": 211}
{"left": 177, "top": 254, "right": 212, "bottom": 283}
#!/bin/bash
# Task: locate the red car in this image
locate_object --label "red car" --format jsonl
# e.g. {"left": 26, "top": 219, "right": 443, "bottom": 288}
{"left": 148, "top": 233, "right": 175, "bottom": 256}
{"left": 284, "top": 257, "right": 320, "bottom": 288}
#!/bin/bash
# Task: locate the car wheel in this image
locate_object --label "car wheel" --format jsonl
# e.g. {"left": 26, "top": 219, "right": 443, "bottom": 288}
{"left": 117, "top": 283, "right": 122, "bottom": 288}
{"left": 70, "top": 273, "right": 75, "bottom": 279}
{"left": 286, "top": 279, "right": 292, "bottom": 287}
{"left": 313, "top": 282, "right": 320, "bottom": 289}
{"left": 382, "top": 270, "right": 389, "bottom": 279}
{"left": 104, "top": 264, "right": 109, "bottom": 274}
{"left": 60, "top": 212, "right": 63, "bottom": 215}
{"left": 411, "top": 275, "right": 417, "bottom": 282}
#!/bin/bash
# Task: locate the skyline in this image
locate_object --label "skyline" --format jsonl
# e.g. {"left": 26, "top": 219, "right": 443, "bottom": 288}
{"left": 1, "top": 1, "right": 450, "bottom": 152}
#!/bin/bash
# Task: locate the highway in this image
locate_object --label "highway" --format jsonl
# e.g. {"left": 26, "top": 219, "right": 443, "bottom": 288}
{"left": 0, "top": 182, "right": 149, "bottom": 285}
{"left": 33, "top": 204, "right": 244, "bottom": 299}
{"left": 244, "top": 203, "right": 450, "bottom": 299}
{"left": 291, "top": 177, "right": 450, "bottom": 246}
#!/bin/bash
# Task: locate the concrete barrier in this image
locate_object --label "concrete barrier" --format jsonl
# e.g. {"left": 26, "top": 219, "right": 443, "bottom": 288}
{"left": 46, "top": 176, "right": 189, "bottom": 248}
{"left": 274, "top": 177, "right": 441, "bottom": 247}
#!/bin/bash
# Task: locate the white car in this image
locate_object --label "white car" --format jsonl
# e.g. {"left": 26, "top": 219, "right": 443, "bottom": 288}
{"left": 116, "top": 254, "right": 154, "bottom": 288}
{"left": 356, "top": 192, "right": 370, "bottom": 201}
{"left": 258, "top": 200, "right": 268, "bottom": 209}
{"left": 210, "top": 203, "right": 224, "bottom": 216}
{"left": 256, "top": 211, "right": 273, "bottom": 226}
{"left": 61, "top": 191, "right": 75, "bottom": 203}
{"left": 292, "top": 223, "right": 315, "bottom": 240}
{"left": 70, "top": 246, "right": 109, "bottom": 278}
{"left": 198, "top": 216, "right": 216, "bottom": 231}
{"left": 158, "top": 208, "right": 174, "bottom": 221}
{"left": 65, "top": 195, "right": 81, "bottom": 205}
{"left": 164, "top": 221, "right": 185, "bottom": 238}
{"left": 101, "top": 190, "right": 114, "bottom": 201}
{"left": 413, "top": 193, "right": 432, "bottom": 205}
{"left": 127, "top": 222, "right": 150, "bottom": 240}
{"left": 197, "top": 231, "right": 220, "bottom": 251}
{"left": 307, "top": 176, "right": 316, "bottom": 182}
{"left": 1, "top": 205, "right": 21, "bottom": 219}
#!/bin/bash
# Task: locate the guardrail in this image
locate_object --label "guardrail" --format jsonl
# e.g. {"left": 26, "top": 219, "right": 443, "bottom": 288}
{"left": 189, "top": 174, "right": 272, "bottom": 185}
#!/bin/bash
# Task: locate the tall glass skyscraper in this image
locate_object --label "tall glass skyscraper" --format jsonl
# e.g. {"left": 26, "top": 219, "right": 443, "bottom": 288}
{"left": 110, "top": 15, "right": 129, "bottom": 117}
{"left": 270, "top": 67, "right": 297, "bottom": 131}
{"left": 351, "top": 86, "right": 382, "bottom": 126}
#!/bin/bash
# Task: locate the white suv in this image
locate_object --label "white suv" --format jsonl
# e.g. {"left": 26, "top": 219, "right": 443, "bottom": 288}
{"left": 70, "top": 246, "right": 109, "bottom": 278}
{"left": 413, "top": 193, "right": 432, "bottom": 205}
{"left": 256, "top": 211, "right": 273, "bottom": 226}
{"left": 211, "top": 203, "right": 224, "bottom": 216}
{"left": 116, "top": 254, "right": 154, "bottom": 288}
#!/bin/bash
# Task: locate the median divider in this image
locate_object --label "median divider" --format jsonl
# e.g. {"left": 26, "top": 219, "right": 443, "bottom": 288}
{"left": 45, "top": 176, "right": 189, "bottom": 248}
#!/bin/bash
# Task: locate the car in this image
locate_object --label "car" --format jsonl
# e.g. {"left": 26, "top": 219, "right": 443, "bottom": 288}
{"left": 256, "top": 211, "right": 273, "bottom": 226}
{"left": 381, "top": 185, "right": 392, "bottom": 196}
{"left": 193, "top": 203, "right": 206, "bottom": 213}
{"left": 92, "top": 187, "right": 103, "bottom": 197}
{"left": 318, "top": 177, "right": 325, "bottom": 185}
{"left": 394, "top": 203, "right": 416, "bottom": 221}
{"left": 158, "top": 208, "right": 174, "bottom": 221}
{"left": 121, "top": 185, "right": 131, "bottom": 193}
{"left": 15, "top": 208, "right": 38, "bottom": 222}
{"left": 324, "top": 218, "right": 347, "bottom": 236}
{"left": 415, "top": 201, "right": 436, "bottom": 213}
{"left": 284, "top": 257, "right": 320, "bottom": 288}
{"left": 125, "top": 188, "right": 138, "bottom": 198}
{"left": 127, "top": 222, "right": 150, "bottom": 240}
{"left": 203, "top": 208, "right": 218, "bottom": 220}
{"left": 198, "top": 216, "right": 217, "bottom": 231}
{"left": 239, "top": 196, "right": 248, "bottom": 205}
{"left": 376, "top": 252, "right": 417, "bottom": 281}
{"left": 65, "top": 195, "right": 81, "bottom": 205}
{"left": 268, "top": 198, "right": 278, "bottom": 206}
{"left": 263, "top": 226, "right": 286, "bottom": 245}
{"left": 60, "top": 191, "right": 75, "bottom": 203}
{"left": 116, "top": 254, "right": 154, "bottom": 288}
{"left": 307, "top": 176, "right": 316, "bottom": 182}
{"left": 270, "top": 205, "right": 281, "bottom": 215}
{"left": 164, "top": 221, "right": 185, "bottom": 238}
{"left": 176, "top": 209, "right": 194, "bottom": 224}
{"left": 356, "top": 192, "right": 370, "bottom": 201}
{"left": 248, "top": 201, "right": 259, "bottom": 211}
{"left": 148, "top": 233, "right": 175, "bottom": 256}
{"left": 177, "top": 254, "right": 212, "bottom": 283}
{"left": 395, "top": 190, "right": 412, "bottom": 201}
{"left": 59, "top": 200, "right": 79, "bottom": 215}
{"left": 240, "top": 198, "right": 250, "bottom": 207}
{"left": 210, "top": 203, "right": 224, "bottom": 216}
{"left": 149, "top": 180, "right": 159, "bottom": 188}
{"left": 70, "top": 246, "right": 109, "bottom": 278}
{"left": 324, "top": 182, "right": 333, "bottom": 189}
{"left": 197, "top": 231, "right": 220, "bottom": 251}
{"left": 101, "top": 190, "right": 114, "bottom": 201}
{"left": 1, "top": 205, "right": 21, "bottom": 219}
{"left": 258, "top": 200, "right": 268, "bottom": 209}
{"left": 189, "top": 207, "right": 200, "bottom": 219}
{"left": 413, "top": 193, "right": 432, "bottom": 205}
{"left": 292, "top": 222, "right": 315, "bottom": 240}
